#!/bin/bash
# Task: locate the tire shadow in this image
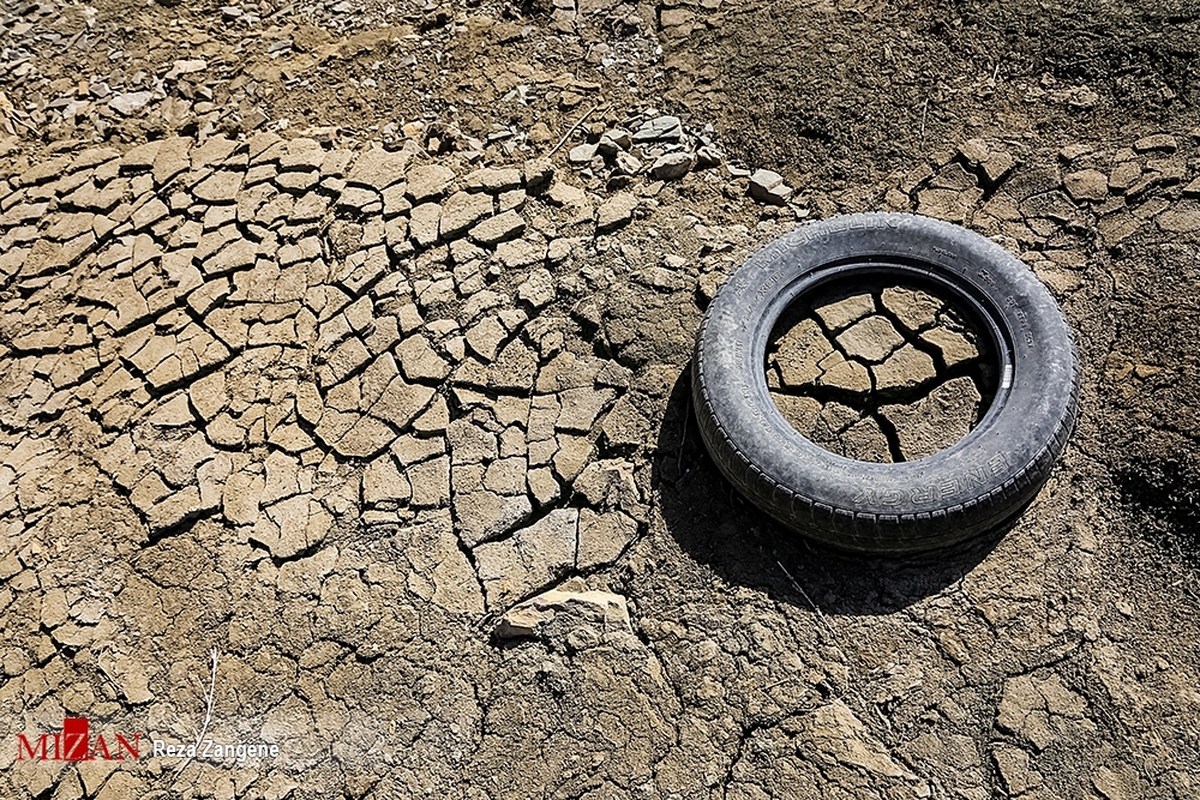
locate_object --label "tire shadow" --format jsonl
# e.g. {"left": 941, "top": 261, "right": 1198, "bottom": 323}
{"left": 651, "top": 363, "right": 1010, "bottom": 616}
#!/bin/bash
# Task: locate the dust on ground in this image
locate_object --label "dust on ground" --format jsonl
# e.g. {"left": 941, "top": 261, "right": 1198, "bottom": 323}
{"left": 1, "top": 0, "right": 1199, "bottom": 797}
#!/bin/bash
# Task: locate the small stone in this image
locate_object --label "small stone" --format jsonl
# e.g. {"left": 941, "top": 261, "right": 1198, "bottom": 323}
{"left": 631, "top": 115, "right": 683, "bottom": 143}
{"left": 466, "top": 167, "right": 522, "bottom": 193}
{"left": 596, "top": 192, "right": 636, "bottom": 232}
{"left": 1133, "top": 133, "right": 1177, "bottom": 153}
{"left": 109, "top": 91, "right": 154, "bottom": 116}
{"left": 958, "top": 138, "right": 990, "bottom": 167}
{"left": 649, "top": 151, "right": 695, "bottom": 180}
{"left": 749, "top": 169, "right": 792, "bottom": 205}
{"left": 546, "top": 181, "right": 589, "bottom": 209}
{"left": 980, "top": 151, "right": 1016, "bottom": 187}
{"left": 596, "top": 132, "right": 625, "bottom": 156}
{"left": 409, "top": 202, "right": 442, "bottom": 248}
{"left": 193, "top": 171, "right": 243, "bottom": 203}
{"left": 494, "top": 584, "right": 633, "bottom": 640}
{"left": 568, "top": 142, "right": 599, "bottom": 165}
{"left": 494, "top": 239, "right": 545, "bottom": 269}
{"left": 613, "top": 151, "right": 642, "bottom": 176}
{"left": 465, "top": 316, "right": 507, "bottom": 362}
{"left": 1064, "top": 169, "right": 1108, "bottom": 202}
{"left": 524, "top": 158, "right": 554, "bottom": 194}
{"left": 1108, "top": 161, "right": 1142, "bottom": 193}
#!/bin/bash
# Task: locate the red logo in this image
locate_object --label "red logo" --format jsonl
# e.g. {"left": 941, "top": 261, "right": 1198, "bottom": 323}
{"left": 16, "top": 718, "right": 140, "bottom": 762}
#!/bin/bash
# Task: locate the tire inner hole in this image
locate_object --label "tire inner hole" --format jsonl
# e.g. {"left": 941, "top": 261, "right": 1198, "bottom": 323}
{"left": 764, "top": 277, "right": 1000, "bottom": 463}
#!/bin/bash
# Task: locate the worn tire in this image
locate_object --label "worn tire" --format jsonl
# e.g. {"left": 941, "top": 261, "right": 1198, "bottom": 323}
{"left": 692, "top": 213, "right": 1079, "bottom": 554}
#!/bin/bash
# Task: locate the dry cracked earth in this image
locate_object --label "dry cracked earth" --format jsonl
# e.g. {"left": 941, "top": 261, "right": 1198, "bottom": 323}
{"left": 2, "top": 0, "right": 1200, "bottom": 798}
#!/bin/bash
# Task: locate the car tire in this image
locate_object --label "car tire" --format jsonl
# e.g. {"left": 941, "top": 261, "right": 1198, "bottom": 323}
{"left": 691, "top": 213, "right": 1080, "bottom": 554}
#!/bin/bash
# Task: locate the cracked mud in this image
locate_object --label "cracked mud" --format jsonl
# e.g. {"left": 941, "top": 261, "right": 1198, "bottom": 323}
{"left": 1, "top": 0, "right": 1200, "bottom": 798}
{"left": 767, "top": 283, "right": 991, "bottom": 463}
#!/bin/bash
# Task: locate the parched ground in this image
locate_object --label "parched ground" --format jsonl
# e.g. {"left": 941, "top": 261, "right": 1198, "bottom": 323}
{"left": 1, "top": 0, "right": 1200, "bottom": 798}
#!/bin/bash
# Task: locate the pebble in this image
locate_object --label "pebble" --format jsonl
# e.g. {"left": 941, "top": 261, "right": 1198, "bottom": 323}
{"left": 631, "top": 115, "right": 683, "bottom": 143}
{"left": 649, "top": 152, "right": 694, "bottom": 181}
{"left": 748, "top": 168, "right": 792, "bottom": 205}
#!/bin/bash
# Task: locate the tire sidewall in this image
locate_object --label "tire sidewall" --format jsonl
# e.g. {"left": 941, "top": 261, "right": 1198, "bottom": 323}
{"left": 695, "top": 213, "right": 1077, "bottom": 545}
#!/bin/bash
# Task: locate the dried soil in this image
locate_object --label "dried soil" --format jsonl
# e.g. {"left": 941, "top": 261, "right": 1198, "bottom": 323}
{"left": 1, "top": 0, "right": 1199, "bottom": 798}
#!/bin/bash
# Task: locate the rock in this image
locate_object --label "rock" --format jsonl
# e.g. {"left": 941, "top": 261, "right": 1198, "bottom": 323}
{"left": 193, "top": 171, "right": 243, "bottom": 203}
{"left": 596, "top": 192, "right": 636, "bottom": 232}
{"left": 631, "top": 115, "right": 683, "bottom": 143}
{"left": 835, "top": 315, "right": 904, "bottom": 363}
{"left": 980, "top": 151, "right": 1016, "bottom": 188}
{"left": 465, "top": 167, "right": 522, "bottom": 193}
{"left": 613, "top": 151, "right": 642, "bottom": 176}
{"left": 494, "top": 239, "right": 545, "bottom": 269}
{"left": 1064, "top": 169, "right": 1108, "bottom": 202}
{"left": 597, "top": 129, "right": 631, "bottom": 155}
{"left": 958, "top": 138, "right": 990, "bottom": 167}
{"left": 469, "top": 210, "right": 525, "bottom": 246}
{"left": 1108, "top": 161, "right": 1141, "bottom": 193}
{"left": 524, "top": 158, "right": 554, "bottom": 194}
{"left": 494, "top": 583, "right": 633, "bottom": 639}
{"left": 518, "top": 268, "right": 555, "bottom": 309}
{"left": 748, "top": 169, "right": 792, "bottom": 205}
{"left": 1133, "top": 133, "right": 1177, "bottom": 153}
{"left": 568, "top": 142, "right": 599, "bottom": 165}
{"left": 109, "top": 91, "right": 154, "bottom": 116}
{"left": 649, "top": 151, "right": 695, "bottom": 181}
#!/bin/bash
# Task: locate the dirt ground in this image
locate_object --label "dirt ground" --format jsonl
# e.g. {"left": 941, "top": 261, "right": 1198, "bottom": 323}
{"left": 1, "top": 0, "right": 1199, "bottom": 797}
